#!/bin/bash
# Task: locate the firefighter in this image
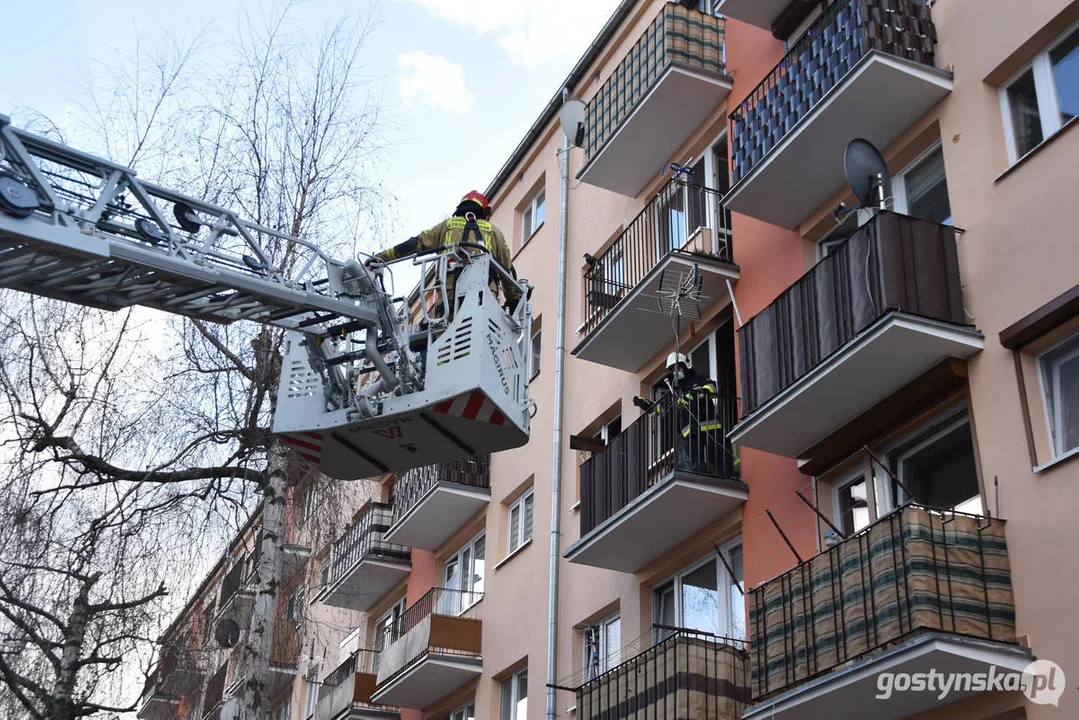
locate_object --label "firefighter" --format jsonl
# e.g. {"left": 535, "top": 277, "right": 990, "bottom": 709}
{"left": 366, "top": 190, "right": 521, "bottom": 315}
{"left": 633, "top": 353, "right": 725, "bottom": 474}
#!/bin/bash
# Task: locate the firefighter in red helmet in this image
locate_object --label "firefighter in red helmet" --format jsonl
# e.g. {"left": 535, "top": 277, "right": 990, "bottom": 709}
{"left": 367, "top": 190, "right": 520, "bottom": 313}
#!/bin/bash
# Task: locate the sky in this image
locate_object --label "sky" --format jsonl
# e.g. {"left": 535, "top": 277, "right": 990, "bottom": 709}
{"left": 0, "top": 0, "right": 622, "bottom": 267}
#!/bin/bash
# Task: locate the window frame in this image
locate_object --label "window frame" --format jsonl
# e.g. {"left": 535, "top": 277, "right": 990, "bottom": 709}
{"left": 443, "top": 530, "right": 486, "bottom": 611}
{"left": 521, "top": 187, "right": 546, "bottom": 244}
{"left": 1000, "top": 21, "right": 1079, "bottom": 164}
{"left": 651, "top": 538, "right": 744, "bottom": 644}
{"left": 500, "top": 666, "right": 528, "bottom": 720}
{"left": 446, "top": 701, "right": 476, "bottom": 720}
{"left": 832, "top": 469, "right": 871, "bottom": 537}
{"left": 891, "top": 140, "right": 951, "bottom": 224}
{"left": 373, "top": 596, "right": 406, "bottom": 651}
{"left": 1037, "top": 331, "right": 1079, "bottom": 458}
{"left": 582, "top": 613, "right": 621, "bottom": 682}
{"left": 530, "top": 327, "right": 542, "bottom": 380}
{"left": 303, "top": 671, "right": 319, "bottom": 718}
{"left": 508, "top": 489, "right": 535, "bottom": 554}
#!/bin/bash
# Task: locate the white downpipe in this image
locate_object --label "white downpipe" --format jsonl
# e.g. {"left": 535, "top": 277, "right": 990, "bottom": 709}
{"left": 546, "top": 89, "right": 571, "bottom": 720}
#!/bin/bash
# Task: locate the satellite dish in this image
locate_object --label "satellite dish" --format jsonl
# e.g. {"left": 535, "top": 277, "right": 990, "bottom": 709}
{"left": 843, "top": 138, "right": 891, "bottom": 209}
{"left": 214, "top": 618, "right": 241, "bottom": 649}
{"left": 559, "top": 98, "right": 587, "bottom": 148}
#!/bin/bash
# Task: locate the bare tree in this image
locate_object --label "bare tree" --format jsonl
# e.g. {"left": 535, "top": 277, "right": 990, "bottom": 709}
{"left": 0, "top": 2, "right": 392, "bottom": 718}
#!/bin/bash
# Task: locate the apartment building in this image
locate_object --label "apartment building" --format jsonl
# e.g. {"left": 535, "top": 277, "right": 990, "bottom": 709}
{"left": 141, "top": 0, "right": 1079, "bottom": 718}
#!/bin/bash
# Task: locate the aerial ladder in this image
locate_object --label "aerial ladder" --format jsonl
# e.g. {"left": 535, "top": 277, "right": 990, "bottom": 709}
{"left": 0, "top": 114, "right": 534, "bottom": 479}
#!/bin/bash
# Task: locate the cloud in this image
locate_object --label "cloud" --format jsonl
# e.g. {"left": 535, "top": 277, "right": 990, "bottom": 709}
{"left": 397, "top": 51, "right": 476, "bottom": 113}
{"left": 397, "top": 0, "right": 621, "bottom": 67}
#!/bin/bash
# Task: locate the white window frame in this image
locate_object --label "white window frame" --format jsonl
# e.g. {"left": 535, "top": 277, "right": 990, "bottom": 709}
{"left": 444, "top": 531, "right": 486, "bottom": 611}
{"left": 286, "top": 585, "right": 306, "bottom": 624}
{"left": 885, "top": 411, "right": 980, "bottom": 514}
{"left": 508, "top": 489, "right": 535, "bottom": 553}
{"left": 832, "top": 468, "right": 871, "bottom": 536}
{"left": 1000, "top": 21, "right": 1079, "bottom": 164}
{"left": 374, "top": 597, "right": 406, "bottom": 651}
{"left": 582, "top": 613, "right": 621, "bottom": 681}
{"left": 338, "top": 628, "right": 361, "bottom": 663}
{"left": 891, "top": 140, "right": 948, "bottom": 219}
{"left": 530, "top": 327, "right": 541, "bottom": 380}
{"left": 446, "top": 701, "right": 476, "bottom": 720}
{"left": 500, "top": 666, "right": 528, "bottom": 720}
{"left": 304, "top": 672, "right": 319, "bottom": 718}
{"left": 521, "top": 187, "right": 546, "bottom": 244}
{"left": 652, "top": 538, "right": 744, "bottom": 643}
{"left": 1037, "top": 332, "right": 1079, "bottom": 458}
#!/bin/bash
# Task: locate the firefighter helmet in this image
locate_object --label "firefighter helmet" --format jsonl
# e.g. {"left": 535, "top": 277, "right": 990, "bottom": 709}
{"left": 666, "top": 352, "right": 690, "bottom": 370}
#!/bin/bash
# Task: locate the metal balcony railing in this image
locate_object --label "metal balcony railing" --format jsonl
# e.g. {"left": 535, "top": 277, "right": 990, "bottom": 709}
{"left": 390, "top": 455, "right": 490, "bottom": 527}
{"left": 582, "top": 175, "right": 732, "bottom": 335}
{"left": 749, "top": 504, "right": 1016, "bottom": 701}
{"left": 317, "top": 650, "right": 391, "bottom": 719}
{"left": 579, "top": 391, "right": 739, "bottom": 536}
{"left": 585, "top": 4, "right": 725, "bottom": 164}
{"left": 325, "top": 502, "right": 410, "bottom": 589}
{"left": 383, "top": 587, "right": 483, "bottom": 647}
{"left": 575, "top": 626, "right": 749, "bottom": 720}
{"left": 738, "top": 211, "right": 964, "bottom": 417}
{"left": 729, "top": 0, "right": 938, "bottom": 184}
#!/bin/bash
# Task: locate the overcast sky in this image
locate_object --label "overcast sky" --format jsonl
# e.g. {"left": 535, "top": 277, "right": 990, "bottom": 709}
{"left": 0, "top": 0, "right": 621, "bottom": 252}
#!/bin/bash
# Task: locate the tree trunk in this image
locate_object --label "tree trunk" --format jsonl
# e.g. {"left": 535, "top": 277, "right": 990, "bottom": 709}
{"left": 242, "top": 439, "right": 289, "bottom": 719}
{"left": 50, "top": 579, "right": 93, "bottom": 720}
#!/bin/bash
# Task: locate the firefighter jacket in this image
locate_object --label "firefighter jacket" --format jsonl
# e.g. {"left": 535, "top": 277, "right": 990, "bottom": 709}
{"left": 376, "top": 216, "right": 521, "bottom": 306}
{"left": 651, "top": 368, "right": 722, "bottom": 438}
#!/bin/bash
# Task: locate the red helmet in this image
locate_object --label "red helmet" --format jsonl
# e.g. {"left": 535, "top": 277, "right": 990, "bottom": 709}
{"left": 460, "top": 190, "right": 490, "bottom": 211}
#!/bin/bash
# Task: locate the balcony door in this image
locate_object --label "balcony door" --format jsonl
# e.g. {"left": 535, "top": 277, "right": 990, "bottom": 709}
{"left": 653, "top": 540, "right": 744, "bottom": 643}
{"left": 442, "top": 531, "right": 486, "bottom": 613}
{"left": 656, "top": 158, "right": 707, "bottom": 257}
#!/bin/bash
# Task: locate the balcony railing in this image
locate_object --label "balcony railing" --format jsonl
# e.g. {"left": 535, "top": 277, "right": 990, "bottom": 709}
{"left": 390, "top": 455, "right": 490, "bottom": 526}
{"left": 317, "top": 650, "right": 394, "bottom": 720}
{"left": 325, "top": 502, "right": 410, "bottom": 589}
{"left": 729, "top": 0, "right": 938, "bottom": 184}
{"left": 580, "top": 392, "right": 738, "bottom": 536}
{"left": 375, "top": 587, "right": 482, "bottom": 685}
{"left": 749, "top": 504, "right": 1016, "bottom": 702}
{"left": 582, "top": 175, "right": 732, "bottom": 335}
{"left": 738, "top": 212, "right": 963, "bottom": 417}
{"left": 584, "top": 4, "right": 725, "bottom": 165}
{"left": 576, "top": 627, "right": 749, "bottom": 720}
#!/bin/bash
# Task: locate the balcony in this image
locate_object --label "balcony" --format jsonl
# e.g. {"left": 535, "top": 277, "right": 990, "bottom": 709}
{"left": 732, "top": 212, "right": 982, "bottom": 459}
{"left": 372, "top": 588, "right": 483, "bottom": 710}
{"left": 318, "top": 502, "right": 411, "bottom": 612}
{"left": 136, "top": 669, "right": 180, "bottom": 720}
{"left": 578, "top": 4, "right": 731, "bottom": 196}
{"left": 155, "top": 630, "right": 204, "bottom": 696}
{"left": 575, "top": 627, "right": 749, "bottom": 720}
{"left": 384, "top": 456, "right": 490, "bottom": 551}
{"left": 566, "top": 394, "right": 746, "bottom": 573}
{"left": 216, "top": 562, "right": 254, "bottom": 623}
{"left": 574, "top": 176, "right": 738, "bottom": 372}
{"left": 725, "top": 0, "right": 952, "bottom": 229}
{"left": 201, "top": 663, "right": 229, "bottom": 720}
{"left": 317, "top": 650, "right": 399, "bottom": 720}
{"left": 745, "top": 505, "right": 1030, "bottom": 719}
{"left": 714, "top": 0, "right": 792, "bottom": 32}
{"left": 268, "top": 618, "right": 299, "bottom": 696}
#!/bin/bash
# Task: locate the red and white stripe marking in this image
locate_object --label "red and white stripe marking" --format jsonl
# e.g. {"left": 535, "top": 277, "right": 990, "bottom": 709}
{"left": 433, "top": 391, "right": 506, "bottom": 426}
{"left": 280, "top": 431, "right": 324, "bottom": 463}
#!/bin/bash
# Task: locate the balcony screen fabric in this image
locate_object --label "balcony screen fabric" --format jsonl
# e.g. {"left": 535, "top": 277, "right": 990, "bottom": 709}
{"left": 748, "top": 505, "right": 1016, "bottom": 701}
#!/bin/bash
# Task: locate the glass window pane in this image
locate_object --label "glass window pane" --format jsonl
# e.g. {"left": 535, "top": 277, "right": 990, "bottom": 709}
{"left": 653, "top": 580, "right": 676, "bottom": 636}
{"left": 681, "top": 561, "right": 720, "bottom": 635}
{"left": 605, "top": 617, "right": 621, "bottom": 669}
{"left": 509, "top": 505, "right": 521, "bottom": 552}
{"left": 1041, "top": 336, "right": 1079, "bottom": 456}
{"left": 894, "top": 420, "right": 980, "bottom": 510}
{"left": 1008, "top": 69, "right": 1044, "bottom": 157}
{"left": 516, "top": 669, "right": 528, "bottom": 719}
{"left": 838, "top": 478, "right": 869, "bottom": 535}
{"left": 500, "top": 677, "right": 512, "bottom": 720}
{"left": 522, "top": 206, "right": 533, "bottom": 240}
{"left": 727, "top": 545, "right": 745, "bottom": 640}
{"left": 534, "top": 191, "right": 546, "bottom": 228}
{"left": 905, "top": 147, "right": 951, "bottom": 225}
{"left": 1051, "top": 29, "right": 1079, "bottom": 124}
{"left": 523, "top": 494, "right": 534, "bottom": 541}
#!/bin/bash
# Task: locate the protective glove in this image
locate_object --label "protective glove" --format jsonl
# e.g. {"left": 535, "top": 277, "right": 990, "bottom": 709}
{"left": 632, "top": 395, "right": 653, "bottom": 411}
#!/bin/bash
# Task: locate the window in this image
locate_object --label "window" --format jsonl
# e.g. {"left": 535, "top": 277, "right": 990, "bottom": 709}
{"left": 509, "top": 490, "right": 534, "bottom": 553}
{"left": 443, "top": 532, "right": 486, "bottom": 611}
{"left": 530, "top": 327, "right": 541, "bottom": 379}
{"left": 522, "top": 187, "right": 546, "bottom": 243}
{"left": 583, "top": 614, "right": 621, "bottom": 681}
{"left": 374, "top": 597, "right": 406, "bottom": 653}
{"left": 304, "top": 672, "right": 318, "bottom": 718}
{"left": 657, "top": 158, "right": 707, "bottom": 254}
{"left": 298, "top": 482, "right": 317, "bottom": 525}
{"left": 446, "top": 702, "right": 476, "bottom": 720}
{"left": 500, "top": 666, "right": 528, "bottom": 720}
{"left": 893, "top": 144, "right": 952, "bottom": 225}
{"left": 835, "top": 474, "right": 870, "bottom": 535}
{"left": 1002, "top": 24, "right": 1079, "bottom": 162}
{"left": 653, "top": 540, "right": 744, "bottom": 643}
{"left": 338, "top": 628, "right": 361, "bottom": 662}
{"left": 286, "top": 585, "right": 306, "bottom": 624}
{"left": 1039, "top": 333, "right": 1079, "bottom": 457}
{"left": 886, "top": 413, "right": 981, "bottom": 514}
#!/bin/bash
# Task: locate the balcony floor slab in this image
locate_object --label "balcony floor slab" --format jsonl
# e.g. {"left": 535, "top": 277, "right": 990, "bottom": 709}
{"left": 371, "top": 654, "right": 482, "bottom": 710}
{"left": 714, "top": 0, "right": 788, "bottom": 30}
{"left": 573, "top": 253, "right": 738, "bottom": 372}
{"left": 565, "top": 472, "right": 747, "bottom": 573}
{"left": 317, "top": 557, "right": 411, "bottom": 612}
{"left": 580, "top": 66, "right": 732, "bottom": 197}
{"left": 744, "top": 632, "right": 1032, "bottom": 720}
{"left": 383, "top": 484, "right": 489, "bottom": 551}
{"left": 726, "top": 52, "right": 952, "bottom": 230}
{"left": 731, "top": 312, "right": 982, "bottom": 459}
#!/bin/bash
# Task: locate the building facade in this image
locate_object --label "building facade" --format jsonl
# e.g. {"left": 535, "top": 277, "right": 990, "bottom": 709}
{"left": 141, "top": 0, "right": 1079, "bottom": 718}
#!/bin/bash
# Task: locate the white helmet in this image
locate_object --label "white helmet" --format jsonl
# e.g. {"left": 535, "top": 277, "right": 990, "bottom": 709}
{"left": 666, "top": 352, "right": 690, "bottom": 370}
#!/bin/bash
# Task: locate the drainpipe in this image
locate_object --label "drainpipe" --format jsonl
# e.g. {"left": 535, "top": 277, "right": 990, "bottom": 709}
{"left": 547, "top": 88, "right": 571, "bottom": 720}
